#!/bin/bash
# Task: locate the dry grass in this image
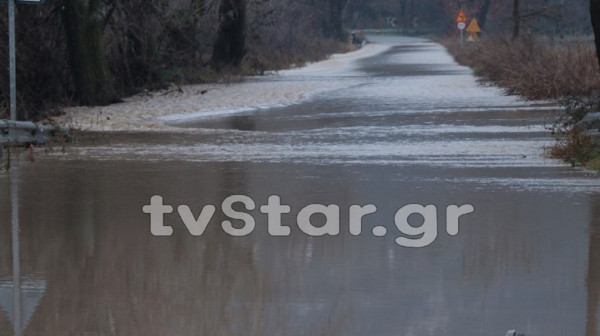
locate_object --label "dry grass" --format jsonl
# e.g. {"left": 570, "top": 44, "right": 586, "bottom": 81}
{"left": 443, "top": 36, "right": 600, "bottom": 100}
{"left": 443, "top": 35, "right": 600, "bottom": 171}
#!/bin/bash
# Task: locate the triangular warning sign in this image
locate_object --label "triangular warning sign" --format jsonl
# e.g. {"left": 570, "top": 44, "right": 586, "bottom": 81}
{"left": 455, "top": 10, "right": 468, "bottom": 23}
{"left": 466, "top": 19, "right": 481, "bottom": 33}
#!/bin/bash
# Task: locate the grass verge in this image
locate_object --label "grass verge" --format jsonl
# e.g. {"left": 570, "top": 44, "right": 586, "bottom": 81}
{"left": 442, "top": 35, "right": 600, "bottom": 171}
{"left": 441, "top": 35, "right": 600, "bottom": 100}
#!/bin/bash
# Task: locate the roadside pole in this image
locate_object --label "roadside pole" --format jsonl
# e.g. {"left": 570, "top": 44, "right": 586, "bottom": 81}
{"left": 4, "top": 0, "right": 45, "bottom": 121}
{"left": 8, "top": 0, "right": 16, "bottom": 121}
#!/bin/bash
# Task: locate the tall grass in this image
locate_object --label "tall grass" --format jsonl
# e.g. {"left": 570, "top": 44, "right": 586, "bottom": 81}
{"left": 443, "top": 35, "right": 600, "bottom": 100}
{"left": 443, "top": 35, "right": 600, "bottom": 171}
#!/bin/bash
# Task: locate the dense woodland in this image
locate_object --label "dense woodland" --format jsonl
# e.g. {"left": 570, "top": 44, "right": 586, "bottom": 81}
{"left": 0, "top": 0, "right": 597, "bottom": 120}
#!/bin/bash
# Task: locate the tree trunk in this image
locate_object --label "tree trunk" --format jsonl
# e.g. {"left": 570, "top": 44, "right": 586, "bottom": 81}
{"left": 477, "top": 0, "right": 492, "bottom": 31}
{"left": 592, "top": 0, "right": 600, "bottom": 68}
{"left": 211, "top": 0, "right": 246, "bottom": 69}
{"left": 512, "top": 0, "right": 520, "bottom": 39}
{"left": 329, "top": 0, "right": 348, "bottom": 40}
{"left": 399, "top": 0, "right": 407, "bottom": 28}
{"left": 63, "top": 0, "right": 115, "bottom": 106}
{"left": 312, "top": 0, "right": 348, "bottom": 41}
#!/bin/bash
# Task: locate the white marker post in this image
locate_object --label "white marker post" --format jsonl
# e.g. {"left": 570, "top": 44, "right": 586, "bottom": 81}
{"left": 458, "top": 22, "right": 466, "bottom": 46}
{"left": 8, "top": 0, "right": 16, "bottom": 121}
{"left": 4, "top": 0, "right": 45, "bottom": 121}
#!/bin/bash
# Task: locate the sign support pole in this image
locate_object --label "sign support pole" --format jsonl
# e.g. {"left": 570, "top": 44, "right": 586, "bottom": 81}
{"left": 8, "top": 0, "right": 16, "bottom": 121}
{"left": 455, "top": 10, "right": 468, "bottom": 48}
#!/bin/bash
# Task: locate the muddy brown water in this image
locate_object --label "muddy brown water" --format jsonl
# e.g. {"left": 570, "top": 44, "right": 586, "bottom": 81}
{"left": 1, "top": 35, "right": 599, "bottom": 336}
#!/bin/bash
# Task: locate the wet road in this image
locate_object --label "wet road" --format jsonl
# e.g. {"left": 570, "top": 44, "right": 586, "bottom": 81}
{"left": 1, "top": 35, "right": 600, "bottom": 336}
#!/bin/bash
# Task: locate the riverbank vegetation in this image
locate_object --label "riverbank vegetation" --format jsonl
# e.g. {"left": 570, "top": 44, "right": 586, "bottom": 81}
{"left": 438, "top": 0, "right": 600, "bottom": 171}
{"left": 444, "top": 37, "right": 600, "bottom": 100}
{"left": 0, "top": 0, "right": 354, "bottom": 120}
{"left": 443, "top": 35, "right": 600, "bottom": 171}
{"left": 551, "top": 96, "right": 600, "bottom": 170}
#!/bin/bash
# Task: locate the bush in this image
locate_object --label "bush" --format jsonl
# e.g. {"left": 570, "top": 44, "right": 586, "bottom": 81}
{"left": 556, "top": 95, "right": 600, "bottom": 128}
{"left": 549, "top": 129, "right": 600, "bottom": 167}
{"left": 550, "top": 95, "right": 600, "bottom": 170}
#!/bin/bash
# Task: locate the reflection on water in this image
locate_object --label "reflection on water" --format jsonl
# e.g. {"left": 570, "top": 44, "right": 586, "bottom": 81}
{"left": 0, "top": 35, "right": 599, "bottom": 335}
{"left": 1, "top": 163, "right": 353, "bottom": 336}
{"left": 229, "top": 115, "right": 256, "bottom": 131}
{"left": 0, "top": 172, "right": 47, "bottom": 336}
{"left": 0, "top": 161, "right": 598, "bottom": 336}
{"left": 587, "top": 195, "right": 600, "bottom": 336}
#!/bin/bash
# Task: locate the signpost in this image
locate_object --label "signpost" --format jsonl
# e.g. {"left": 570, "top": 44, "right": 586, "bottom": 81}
{"left": 455, "top": 10, "right": 468, "bottom": 46}
{"left": 8, "top": 0, "right": 16, "bottom": 121}
{"left": 2, "top": 0, "right": 44, "bottom": 121}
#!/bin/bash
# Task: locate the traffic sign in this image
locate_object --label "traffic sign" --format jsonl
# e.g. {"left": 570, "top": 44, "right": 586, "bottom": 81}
{"left": 457, "top": 22, "right": 466, "bottom": 30}
{"left": 466, "top": 19, "right": 481, "bottom": 42}
{"left": 466, "top": 19, "right": 481, "bottom": 33}
{"left": 455, "top": 10, "right": 468, "bottom": 23}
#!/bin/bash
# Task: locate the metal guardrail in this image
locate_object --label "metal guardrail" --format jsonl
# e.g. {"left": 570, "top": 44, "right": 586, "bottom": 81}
{"left": 358, "top": 28, "right": 434, "bottom": 36}
{"left": 0, "top": 119, "right": 69, "bottom": 147}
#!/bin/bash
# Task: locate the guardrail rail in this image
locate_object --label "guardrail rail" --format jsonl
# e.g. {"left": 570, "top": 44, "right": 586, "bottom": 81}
{"left": 0, "top": 119, "right": 69, "bottom": 157}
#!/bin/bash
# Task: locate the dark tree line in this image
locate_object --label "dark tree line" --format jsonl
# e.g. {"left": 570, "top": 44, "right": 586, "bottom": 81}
{"left": 0, "top": 0, "right": 599, "bottom": 120}
{"left": 346, "top": 0, "right": 589, "bottom": 36}
{"left": 0, "top": 0, "right": 351, "bottom": 119}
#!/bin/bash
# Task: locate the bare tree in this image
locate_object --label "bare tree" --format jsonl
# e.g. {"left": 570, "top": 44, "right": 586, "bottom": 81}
{"left": 477, "top": 0, "right": 492, "bottom": 30}
{"left": 211, "top": 0, "right": 247, "bottom": 68}
{"left": 62, "top": 0, "right": 116, "bottom": 105}
{"left": 512, "top": 0, "right": 520, "bottom": 39}
{"left": 324, "top": 0, "right": 349, "bottom": 40}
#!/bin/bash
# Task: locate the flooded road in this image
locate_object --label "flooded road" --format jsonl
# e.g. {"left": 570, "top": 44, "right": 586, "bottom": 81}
{"left": 1, "top": 35, "right": 600, "bottom": 335}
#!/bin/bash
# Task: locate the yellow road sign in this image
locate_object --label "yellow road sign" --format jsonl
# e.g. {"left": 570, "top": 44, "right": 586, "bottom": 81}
{"left": 466, "top": 19, "right": 481, "bottom": 33}
{"left": 455, "top": 10, "right": 468, "bottom": 23}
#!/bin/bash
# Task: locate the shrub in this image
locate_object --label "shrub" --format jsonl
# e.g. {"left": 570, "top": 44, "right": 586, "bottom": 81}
{"left": 550, "top": 95, "right": 600, "bottom": 170}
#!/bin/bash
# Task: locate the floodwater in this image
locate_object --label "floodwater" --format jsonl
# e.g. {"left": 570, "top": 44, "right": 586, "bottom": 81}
{"left": 1, "top": 35, "right": 600, "bottom": 336}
